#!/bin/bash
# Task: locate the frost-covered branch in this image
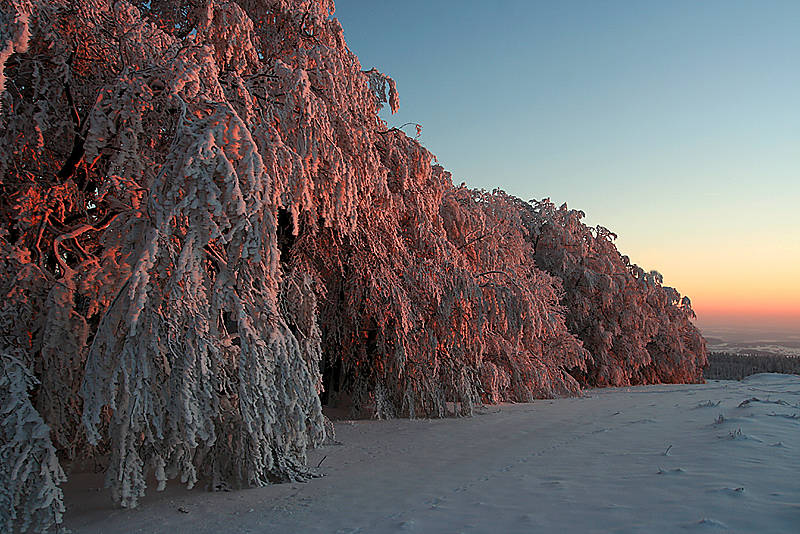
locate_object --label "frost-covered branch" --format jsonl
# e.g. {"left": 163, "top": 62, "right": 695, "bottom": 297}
{"left": 1, "top": 352, "right": 66, "bottom": 534}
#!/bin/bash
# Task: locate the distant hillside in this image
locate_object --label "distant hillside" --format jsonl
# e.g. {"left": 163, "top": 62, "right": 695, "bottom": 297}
{"left": 707, "top": 339, "right": 800, "bottom": 358}
{"left": 705, "top": 352, "right": 800, "bottom": 380}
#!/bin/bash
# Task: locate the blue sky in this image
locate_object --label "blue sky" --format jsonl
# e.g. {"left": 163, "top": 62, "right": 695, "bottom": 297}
{"left": 333, "top": 0, "right": 800, "bottom": 332}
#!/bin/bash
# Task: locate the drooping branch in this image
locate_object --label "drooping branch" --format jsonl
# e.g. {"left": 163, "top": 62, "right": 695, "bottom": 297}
{"left": 377, "top": 122, "right": 422, "bottom": 137}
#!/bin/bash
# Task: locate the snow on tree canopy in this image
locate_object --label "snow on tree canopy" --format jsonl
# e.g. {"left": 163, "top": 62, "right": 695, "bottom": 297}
{"left": 0, "top": 0, "right": 707, "bottom": 530}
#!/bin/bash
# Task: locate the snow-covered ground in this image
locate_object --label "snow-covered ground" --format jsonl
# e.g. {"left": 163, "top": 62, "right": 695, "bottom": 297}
{"left": 63, "top": 374, "right": 800, "bottom": 533}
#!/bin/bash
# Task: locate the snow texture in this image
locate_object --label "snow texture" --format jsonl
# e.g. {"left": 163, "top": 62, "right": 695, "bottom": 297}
{"left": 62, "top": 374, "right": 800, "bottom": 534}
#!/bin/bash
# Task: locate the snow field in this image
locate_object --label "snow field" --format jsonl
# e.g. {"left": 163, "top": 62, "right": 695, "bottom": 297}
{"left": 64, "top": 374, "right": 799, "bottom": 533}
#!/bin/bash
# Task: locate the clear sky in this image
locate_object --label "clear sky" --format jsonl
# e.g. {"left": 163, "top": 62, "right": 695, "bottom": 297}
{"left": 333, "top": 0, "right": 800, "bottom": 336}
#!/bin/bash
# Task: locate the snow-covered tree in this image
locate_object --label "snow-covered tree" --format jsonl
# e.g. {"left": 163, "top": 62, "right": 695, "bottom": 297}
{"left": 1, "top": 351, "right": 66, "bottom": 534}
{"left": 0, "top": 1, "right": 706, "bottom": 531}
{"left": 521, "top": 199, "right": 707, "bottom": 386}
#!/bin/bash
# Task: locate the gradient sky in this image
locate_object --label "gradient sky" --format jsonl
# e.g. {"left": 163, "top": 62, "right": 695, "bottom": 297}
{"left": 333, "top": 0, "right": 800, "bottom": 336}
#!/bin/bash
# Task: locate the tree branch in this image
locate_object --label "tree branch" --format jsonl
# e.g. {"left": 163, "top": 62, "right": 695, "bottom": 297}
{"left": 52, "top": 212, "right": 120, "bottom": 274}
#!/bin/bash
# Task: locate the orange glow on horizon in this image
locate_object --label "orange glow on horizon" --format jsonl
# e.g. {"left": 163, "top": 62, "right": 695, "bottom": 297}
{"left": 688, "top": 289, "right": 800, "bottom": 332}
{"left": 693, "top": 301, "right": 800, "bottom": 333}
{"left": 613, "top": 224, "right": 800, "bottom": 336}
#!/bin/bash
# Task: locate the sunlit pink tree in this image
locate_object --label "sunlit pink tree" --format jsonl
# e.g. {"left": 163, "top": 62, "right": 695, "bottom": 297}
{"left": 1, "top": 1, "right": 705, "bottom": 531}
{"left": 520, "top": 199, "right": 707, "bottom": 386}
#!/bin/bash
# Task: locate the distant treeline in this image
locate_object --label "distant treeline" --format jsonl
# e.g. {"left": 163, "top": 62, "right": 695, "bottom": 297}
{"left": 705, "top": 352, "right": 800, "bottom": 380}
